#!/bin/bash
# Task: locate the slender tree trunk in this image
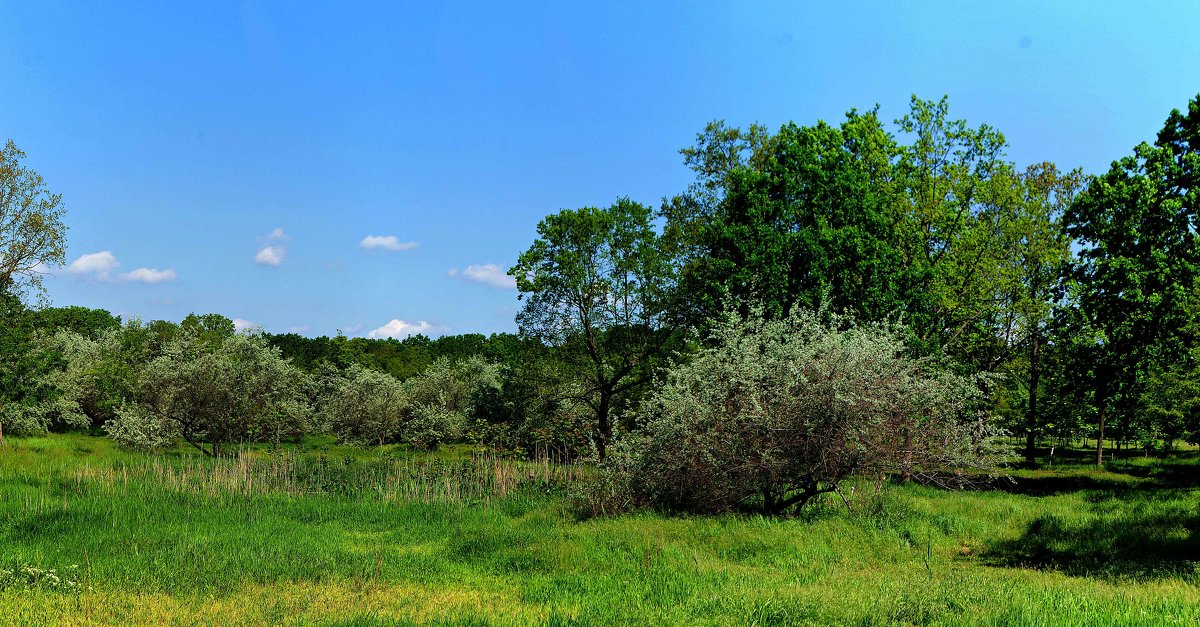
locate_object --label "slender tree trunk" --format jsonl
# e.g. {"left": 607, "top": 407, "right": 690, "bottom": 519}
{"left": 1095, "top": 403, "right": 1106, "bottom": 468}
{"left": 1025, "top": 337, "right": 1041, "bottom": 464}
{"left": 0, "top": 416, "right": 6, "bottom": 449}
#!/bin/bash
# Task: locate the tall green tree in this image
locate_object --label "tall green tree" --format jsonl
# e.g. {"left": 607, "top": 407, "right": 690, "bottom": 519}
{"left": 994, "top": 163, "right": 1084, "bottom": 462}
{"left": 1064, "top": 94, "right": 1200, "bottom": 466}
{"left": 510, "top": 198, "right": 677, "bottom": 459}
{"left": 0, "top": 140, "right": 68, "bottom": 300}
{"left": 665, "top": 97, "right": 1028, "bottom": 371}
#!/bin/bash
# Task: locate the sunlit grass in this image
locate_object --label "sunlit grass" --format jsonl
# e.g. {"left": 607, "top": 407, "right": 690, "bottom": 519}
{"left": 2, "top": 434, "right": 1199, "bottom": 625}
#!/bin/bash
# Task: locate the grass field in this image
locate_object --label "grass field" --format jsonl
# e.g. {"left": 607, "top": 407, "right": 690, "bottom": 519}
{"left": 1, "top": 434, "right": 1199, "bottom": 625}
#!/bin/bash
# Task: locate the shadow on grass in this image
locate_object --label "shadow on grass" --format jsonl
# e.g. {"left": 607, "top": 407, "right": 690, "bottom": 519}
{"left": 984, "top": 490, "right": 1200, "bottom": 581}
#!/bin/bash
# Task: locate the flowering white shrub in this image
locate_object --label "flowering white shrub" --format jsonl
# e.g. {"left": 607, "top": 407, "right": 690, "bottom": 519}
{"left": 626, "top": 307, "right": 1005, "bottom": 515}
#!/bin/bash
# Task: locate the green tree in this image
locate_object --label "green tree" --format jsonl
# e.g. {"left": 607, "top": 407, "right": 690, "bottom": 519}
{"left": 106, "top": 330, "right": 309, "bottom": 455}
{"left": 0, "top": 140, "right": 68, "bottom": 300}
{"left": 34, "top": 321, "right": 150, "bottom": 429}
{"left": 0, "top": 292, "right": 77, "bottom": 445}
{"left": 510, "top": 198, "right": 677, "bottom": 459}
{"left": 321, "top": 363, "right": 409, "bottom": 447}
{"left": 1064, "top": 94, "right": 1200, "bottom": 465}
{"left": 665, "top": 97, "right": 1026, "bottom": 370}
{"left": 994, "top": 163, "right": 1084, "bottom": 462}
{"left": 665, "top": 109, "right": 919, "bottom": 326}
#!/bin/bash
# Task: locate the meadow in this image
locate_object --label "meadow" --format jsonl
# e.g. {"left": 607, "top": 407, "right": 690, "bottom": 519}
{"left": 1, "top": 434, "right": 1199, "bottom": 626}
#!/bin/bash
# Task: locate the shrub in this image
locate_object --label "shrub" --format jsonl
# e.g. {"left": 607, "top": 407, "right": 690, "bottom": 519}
{"left": 321, "top": 363, "right": 408, "bottom": 447}
{"left": 105, "top": 331, "right": 309, "bottom": 456}
{"left": 626, "top": 307, "right": 1005, "bottom": 515}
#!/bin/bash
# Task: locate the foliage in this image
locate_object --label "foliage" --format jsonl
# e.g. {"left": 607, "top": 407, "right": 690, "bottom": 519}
{"left": 403, "top": 355, "right": 503, "bottom": 449}
{"left": 317, "top": 363, "right": 408, "bottom": 447}
{"left": 321, "top": 356, "right": 503, "bottom": 449}
{"left": 1064, "top": 93, "right": 1200, "bottom": 463}
{"left": 511, "top": 198, "right": 678, "bottom": 459}
{"left": 105, "top": 330, "right": 309, "bottom": 456}
{"left": 0, "top": 291, "right": 75, "bottom": 441}
{"left": 34, "top": 323, "right": 148, "bottom": 428}
{"left": 0, "top": 139, "right": 68, "bottom": 301}
{"left": 664, "top": 97, "right": 1031, "bottom": 372}
{"left": 627, "top": 307, "right": 1004, "bottom": 515}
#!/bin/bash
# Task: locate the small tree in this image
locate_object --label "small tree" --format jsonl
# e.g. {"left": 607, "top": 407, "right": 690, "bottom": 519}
{"left": 402, "top": 355, "right": 502, "bottom": 449}
{"left": 35, "top": 323, "right": 147, "bottom": 428}
{"left": 628, "top": 307, "right": 1003, "bottom": 515}
{"left": 106, "top": 331, "right": 308, "bottom": 455}
{"left": 322, "top": 363, "right": 408, "bottom": 447}
{"left": 321, "top": 356, "right": 503, "bottom": 449}
{"left": 0, "top": 291, "right": 78, "bottom": 445}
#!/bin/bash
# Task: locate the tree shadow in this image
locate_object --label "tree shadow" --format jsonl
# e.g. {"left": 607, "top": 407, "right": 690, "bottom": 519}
{"left": 991, "top": 473, "right": 1142, "bottom": 496}
{"left": 983, "top": 489, "right": 1200, "bottom": 581}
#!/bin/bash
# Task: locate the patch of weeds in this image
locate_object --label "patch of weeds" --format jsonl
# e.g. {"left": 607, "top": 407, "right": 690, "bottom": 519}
{"left": 0, "top": 562, "right": 89, "bottom": 593}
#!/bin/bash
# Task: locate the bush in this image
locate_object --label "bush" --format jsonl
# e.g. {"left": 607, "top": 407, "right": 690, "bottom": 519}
{"left": 105, "top": 331, "right": 309, "bottom": 456}
{"left": 321, "top": 356, "right": 503, "bottom": 449}
{"left": 625, "top": 307, "right": 1005, "bottom": 515}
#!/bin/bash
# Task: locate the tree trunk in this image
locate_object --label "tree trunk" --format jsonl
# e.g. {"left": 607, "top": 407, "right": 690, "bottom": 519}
{"left": 595, "top": 393, "right": 611, "bottom": 461}
{"left": 1095, "top": 404, "right": 1106, "bottom": 468}
{"left": 1025, "top": 338, "right": 1040, "bottom": 464}
{"left": 0, "top": 416, "right": 5, "bottom": 450}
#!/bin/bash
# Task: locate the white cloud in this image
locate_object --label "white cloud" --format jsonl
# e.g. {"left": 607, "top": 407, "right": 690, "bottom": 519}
{"left": 232, "top": 318, "right": 257, "bottom": 332}
{"left": 69, "top": 251, "right": 120, "bottom": 279}
{"left": 255, "top": 245, "right": 285, "bottom": 266}
{"left": 450, "top": 263, "right": 516, "bottom": 289}
{"left": 366, "top": 319, "right": 448, "bottom": 339}
{"left": 360, "top": 235, "right": 419, "bottom": 252}
{"left": 120, "top": 268, "right": 177, "bottom": 284}
{"left": 254, "top": 228, "right": 289, "bottom": 266}
{"left": 68, "top": 251, "right": 176, "bottom": 284}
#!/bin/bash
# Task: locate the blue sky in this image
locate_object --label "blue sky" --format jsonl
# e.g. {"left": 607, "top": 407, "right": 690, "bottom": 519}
{"left": 2, "top": 1, "right": 1198, "bottom": 338}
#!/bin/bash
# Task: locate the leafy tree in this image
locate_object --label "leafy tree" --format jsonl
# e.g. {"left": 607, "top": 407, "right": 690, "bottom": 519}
{"left": 665, "top": 109, "right": 920, "bottom": 326}
{"left": 1063, "top": 94, "right": 1200, "bottom": 465}
{"left": 665, "top": 97, "right": 1026, "bottom": 370}
{"left": 320, "top": 356, "right": 503, "bottom": 449}
{"left": 627, "top": 307, "right": 1002, "bottom": 515}
{"left": 106, "top": 331, "right": 309, "bottom": 456}
{"left": 33, "top": 306, "right": 120, "bottom": 338}
{"left": 510, "top": 198, "right": 677, "bottom": 459}
{"left": 34, "top": 322, "right": 149, "bottom": 428}
{"left": 321, "top": 363, "right": 409, "bottom": 447}
{"left": 0, "top": 292, "right": 76, "bottom": 444}
{"left": 992, "top": 163, "right": 1084, "bottom": 462}
{"left": 402, "top": 355, "right": 502, "bottom": 449}
{"left": 0, "top": 140, "right": 68, "bottom": 300}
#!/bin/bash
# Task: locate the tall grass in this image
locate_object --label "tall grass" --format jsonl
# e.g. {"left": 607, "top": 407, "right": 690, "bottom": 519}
{"left": 1, "top": 434, "right": 1199, "bottom": 625}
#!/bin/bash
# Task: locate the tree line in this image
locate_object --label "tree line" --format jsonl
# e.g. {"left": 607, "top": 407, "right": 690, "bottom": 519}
{"left": 2, "top": 94, "right": 1199, "bottom": 513}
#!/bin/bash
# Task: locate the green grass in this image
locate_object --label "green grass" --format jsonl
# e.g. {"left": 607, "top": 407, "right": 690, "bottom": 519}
{"left": 2, "top": 435, "right": 1199, "bottom": 625}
